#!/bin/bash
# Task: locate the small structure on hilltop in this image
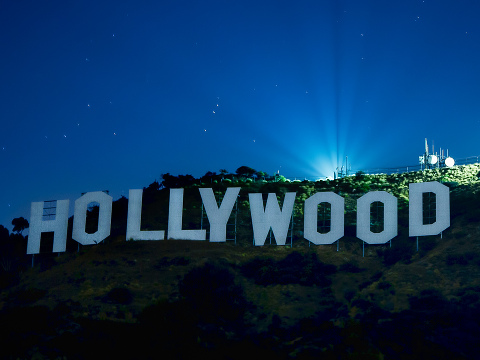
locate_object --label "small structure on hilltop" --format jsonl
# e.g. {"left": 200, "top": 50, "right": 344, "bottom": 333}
{"left": 335, "top": 156, "right": 351, "bottom": 179}
{"left": 419, "top": 138, "right": 455, "bottom": 170}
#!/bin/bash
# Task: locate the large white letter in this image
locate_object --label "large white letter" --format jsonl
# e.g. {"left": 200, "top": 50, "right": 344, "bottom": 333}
{"left": 199, "top": 187, "right": 240, "bottom": 242}
{"left": 27, "top": 200, "right": 69, "bottom": 254}
{"left": 168, "top": 188, "right": 206, "bottom": 240}
{"left": 409, "top": 181, "right": 450, "bottom": 236}
{"left": 73, "top": 191, "right": 112, "bottom": 245}
{"left": 304, "top": 192, "right": 344, "bottom": 245}
{"left": 126, "top": 189, "right": 165, "bottom": 241}
{"left": 357, "top": 191, "right": 398, "bottom": 244}
{"left": 249, "top": 192, "right": 296, "bottom": 246}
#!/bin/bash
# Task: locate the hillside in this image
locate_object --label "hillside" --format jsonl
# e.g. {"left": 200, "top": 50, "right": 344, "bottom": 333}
{"left": 1, "top": 164, "right": 480, "bottom": 359}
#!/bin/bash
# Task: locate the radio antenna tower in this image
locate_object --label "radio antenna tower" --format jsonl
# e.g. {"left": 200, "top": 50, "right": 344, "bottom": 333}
{"left": 419, "top": 138, "right": 455, "bottom": 170}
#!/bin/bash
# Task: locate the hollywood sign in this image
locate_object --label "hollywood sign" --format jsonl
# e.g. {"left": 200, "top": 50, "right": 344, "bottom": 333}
{"left": 26, "top": 181, "right": 449, "bottom": 255}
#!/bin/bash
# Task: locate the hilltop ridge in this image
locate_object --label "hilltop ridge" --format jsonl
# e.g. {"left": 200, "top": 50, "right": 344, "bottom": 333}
{"left": 1, "top": 164, "right": 480, "bottom": 359}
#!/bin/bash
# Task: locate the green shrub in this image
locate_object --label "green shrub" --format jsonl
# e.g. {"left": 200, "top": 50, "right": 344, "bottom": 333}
{"left": 179, "top": 261, "right": 248, "bottom": 325}
{"left": 344, "top": 289, "right": 356, "bottom": 302}
{"left": 377, "top": 281, "right": 394, "bottom": 292}
{"left": 377, "top": 240, "right": 415, "bottom": 266}
{"left": 359, "top": 271, "right": 383, "bottom": 290}
{"left": 446, "top": 253, "right": 468, "bottom": 266}
{"left": 12, "top": 288, "right": 47, "bottom": 305}
{"left": 454, "top": 230, "right": 468, "bottom": 239}
{"left": 409, "top": 288, "right": 447, "bottom": 312}
{"left": 419, "top": 236, "right": 437, "bottom": 257}
{"left": 155, "top": 256, "right": 190, "bottom": 269}
{"left": 103, "top": 287, "right": 133, "bottom": 304}
{"left": 339, "top": 261, "right": 364, "bottom": 273}
{"left": 443, "top": 181, "right": 459, "bottom": 188}
{"left": 241, "top": 251, "right": 336, "bottom": 286}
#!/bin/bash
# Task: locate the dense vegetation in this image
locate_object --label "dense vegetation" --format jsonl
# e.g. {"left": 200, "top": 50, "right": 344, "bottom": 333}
{"left": 0, "top": 164, "right": 480, "bottom": 359}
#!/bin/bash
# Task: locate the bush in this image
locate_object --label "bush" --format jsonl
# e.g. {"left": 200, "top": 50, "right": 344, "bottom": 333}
{"left": 409, "top": 289, "right": 447, "bottom": 312}
{"left": 454, "top": 230, "right": 468, "bottom": 239}
{"left": 377, "top": 240, "right": 415, "bottom": 266}
{"left": 0, "top": 271, "right": 18, "bottom": 289}
{"left": 446, "top": 253, "right": 468, "bottom": 266}
{"left": 344, "top": 289, "right": 356, "bottom": 302}
{"left": 359, "top": 271, "right": 383, "bottom": 290}
{"left": 12, "top": 288, "right": 47, "bottom": 305}
{"left": 103, "top": 287, "right": 133, "bottom": 304}
{"left": 179, "top": 261, "right": 248, "bottom": 325}
{"left": 466, "top": 208, "right": 480, "bottom": 223}
{"left": 355, "top": 171, "right": 365, "bottom": 179}
{"left": 339, "top": 261, "right": 364, "bottom": 273}
{"left": 371, "top": 271, "right": 383, "bottom": 282}
{"left": 139, "top": 299, "right": 192, "bottom": 328}
{"left": 377, "top": 281, "right": 394, "bottom": 293}
{"left": 443, "top": 181, "right": 459, "bottom": 188}
{"left": 155, "top": 256, "right": 190, "bottom": 269}
{"left": 241, "top": 251, "right": 336, "bottom": 286}
{"left": 419, "top": 237, "right": 437, "bottom": 257}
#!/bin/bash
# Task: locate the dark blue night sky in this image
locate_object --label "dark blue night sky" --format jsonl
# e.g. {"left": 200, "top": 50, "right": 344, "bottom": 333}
{"left": 1, "top": 0, "right": 480, "bottom": 228}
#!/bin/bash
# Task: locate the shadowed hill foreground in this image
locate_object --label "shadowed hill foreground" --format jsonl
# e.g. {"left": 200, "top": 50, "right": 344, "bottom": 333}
{"left": 1, "top": 165, "right": 480, "bottom": 359}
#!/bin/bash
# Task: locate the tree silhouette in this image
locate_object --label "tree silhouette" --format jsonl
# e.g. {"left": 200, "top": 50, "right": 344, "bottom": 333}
{"left": 201, "top": 171, "right": 217, "bottom": 184}
{"left": 219, "top": 169, "right": 230, "bottom": 180}
{"left": 11, "top": 217, "right": 29, "bottom": 235}
{"left": 236, "top": 166, "right": 256, "bottom": 178}
{"left": 256, "top": 171, "right": 268, "bottom": 180}
{"left": 0, "top": 225, "right": 8, "bottom": 241}
{"left": 160, "top": 173, "right": 197, "bottom": 189}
